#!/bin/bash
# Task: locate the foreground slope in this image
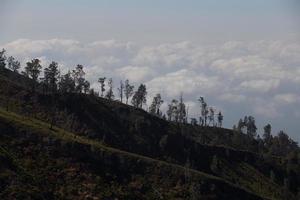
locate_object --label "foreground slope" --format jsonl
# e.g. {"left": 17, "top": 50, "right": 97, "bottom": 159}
{"left": 0, "top": 108, "right": 266, "bottom": 200}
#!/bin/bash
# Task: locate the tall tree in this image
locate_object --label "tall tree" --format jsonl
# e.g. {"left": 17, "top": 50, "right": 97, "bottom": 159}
{"left": 208, "top": 107, "right": 215, "bottom": 126}
{"left": 24, "top": 59, "right": 42, "bottom": 92}
{"left": 0, "top": 49, "right": 6, "bottom": 70}
{"left": 7, "top": 56, "right": 20, "bottom": 72}
{"left": 217, "top": 111, "right": 223, "bottom": 127}
{"left": 263, "top": 124, "right": 272, "bottom": 147}
{"left": 98, "top": 77, "right": 106, "bottom": 97}
{"left": 72, "top": 65, "right": 86, "bottom": 93}
{"left": 118, "top": 80, "right": 124, "bottom": 103}
{"left": 167, "top": 99, "right": 179, "bottom": 122}
{"left": 178, "top": 94, "right": 186, "bottom": 123}
{"left": 131, "top": 84, "right": 147, "bottom": 108}
{"left": 105, "top": 78, "right": 114, "bottom": 100}
{"left": 124, "top": 79, "right": 134, "bottom": 104}
{"left": 246, "top": 116, "right": 257, "bottom": 138}
{"left": 43, "top": 61, "right": 60, "bottom": 93}
{"left": 59, "top": 71, "right": 75, "bottom": 93}
{"left": 198, "top": 97, "right": 208, "bottom": 126}
{"left": 149, "top": 93, "right": 164, "bottom": 116}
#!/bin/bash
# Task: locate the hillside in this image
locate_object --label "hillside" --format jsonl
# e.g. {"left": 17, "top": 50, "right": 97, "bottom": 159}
{"left": 0, "top": 68, "right": 299, "bottom": 199}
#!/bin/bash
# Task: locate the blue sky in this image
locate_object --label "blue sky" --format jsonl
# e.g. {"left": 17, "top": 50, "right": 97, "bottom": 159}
{"left": 1, "top": 0, "right": 300, "bottom": 141}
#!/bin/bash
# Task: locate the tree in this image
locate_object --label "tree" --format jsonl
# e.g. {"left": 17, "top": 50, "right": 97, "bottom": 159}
{"left": 83, "top": 80, "right": 90, "bottom": 94}
{"left": 217, "top": 111, "right": 223, "bottom": 127}
{"left": 59, "top": 71, "right": 75, "bottom": 93}
{"left": 43, "top": 61, "right": 60, "bottom": 93}
{"left": 149, "top": 93, "right": 164, "bottom": 116}
{"left": 105, "top": 78, "right": 114, "bottom": 100}
{"left": 237, "top": 118, "right": 245, "bottom": 133}
{"left": 131, "top": 84, "right": 147, "bottom": 108}
{"left": 263, "top": 124, "right": 272, "bottom": 147}
{"left": 24, "top": 59, "right": 42, "bottom": 92}
{"left": 7, "top": 56, "right": 20, "bottom": 72}
{"left": 124, "top": 79, "right": 134, "bottom": 104}
{"left": 166, "top": 99, "right": 179, "bottom": 122}
{"left": 246, "top": 116, "right": 257, "bottom": 138}
{"left": 0, "top": 49, "right": 6, "bottom": 69}
{"left": 178, "top": 93, "right": 187, "bottom": 123}
{"left": 190, "top": 118, "right": 198, "bottom": 126}
{"left": 208, "top": 107, "right": 215, "bottom": 126}
{"left": 98, "top": 77, "right": 106, "bottom": 97}
{"left": 198, "top": 97, "right": 208, "bottom": 126}
{"left": 72, "top": 64, "right": 86, "bottom": 93}
{"left": 118, "top": 80, "right": 124, "bottom": 103}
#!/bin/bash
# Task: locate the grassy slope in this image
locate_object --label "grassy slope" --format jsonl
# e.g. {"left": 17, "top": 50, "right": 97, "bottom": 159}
{"left": 0, "top": 108, "right": 268, "bottom": 200}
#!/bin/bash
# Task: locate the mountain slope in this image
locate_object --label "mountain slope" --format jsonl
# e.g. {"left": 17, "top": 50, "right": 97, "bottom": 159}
{"left": 0, "top": 108, "right": 268, "bottom": 200}
{"left": 0, "top": 69, "right": 298, "bottom": 199}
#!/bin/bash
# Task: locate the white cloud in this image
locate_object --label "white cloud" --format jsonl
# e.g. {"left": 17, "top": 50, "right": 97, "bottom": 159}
{"left": 116, "top": 65, "right": 155, "bottom": 83}
{"left": 219, "top": 93, "right": 246, "bottom": 103}
{"left": 274, "top": 94, "right": 300, "bottom": 104}
{"left": 239, "top": 79, "right": 280, "bottom": 93}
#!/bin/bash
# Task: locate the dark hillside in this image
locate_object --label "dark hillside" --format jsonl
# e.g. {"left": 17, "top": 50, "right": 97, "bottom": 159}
{"left": 0, "top": 68, "right": 299, "bottom": 199}
{"left": 0, "top": 108, "right": 266, "bottom": 200}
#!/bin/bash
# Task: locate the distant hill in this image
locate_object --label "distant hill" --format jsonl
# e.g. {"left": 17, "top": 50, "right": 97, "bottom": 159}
{"left": 0, "top": 68, "right": 299, "bottom": 199}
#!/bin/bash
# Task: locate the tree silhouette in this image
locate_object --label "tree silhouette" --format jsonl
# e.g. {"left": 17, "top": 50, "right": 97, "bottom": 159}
{"left": 98, "top": 77, "right": 106, "bottom": 97}
{"left": 105, "top": 78, "right": 114, "bottom": 100}
{"left": 198, "top": 97, "right": 208, "bottom": 126}
{"left": 149, "top": 93, "right": 164, "bottom": 116}
{"left": 131, "top": 84, "right": 147, "bottom": 108}
{"left": 59, "top": 71, "right": 75, "bottom": 93}
{"left": 118, "top": 80, "right": 124, "bottom": 103}
{"left": 0, "top": 49, "right": 6, "bottom": 70}
{"left": 217, "top": 111, "right": 223, "bottom": 127}
{"left": 7, "top": 56, "right": 20, "bottom": 72}
{"left": 43, "top": 61, "right": 60, "bottom": 93}
{"left": 24, "top": 58, "right": 42, "bottom": 92}
{"left": 124, "top": 79, "right": 134, "bottom": 104}
{"left": 72, "top": 64, "right": 86, "bottom": 93}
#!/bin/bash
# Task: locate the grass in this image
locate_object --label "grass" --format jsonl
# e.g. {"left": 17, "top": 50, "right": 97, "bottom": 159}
{"left": 0, "top": 107, "right": 267, "bottom": 199}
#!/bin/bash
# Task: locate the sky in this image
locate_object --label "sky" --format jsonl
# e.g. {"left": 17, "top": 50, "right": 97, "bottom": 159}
{"left": 0, "top": 0, "right": 300, "bottom": 141}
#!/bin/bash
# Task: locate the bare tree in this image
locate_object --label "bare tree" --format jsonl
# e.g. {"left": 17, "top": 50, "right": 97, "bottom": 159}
{"left": 124, "top": 79, "right": 134, "bottom": 104}
{"left": 217, "top": 111, "right": 223, "bottom": 127}
{"left": 208, "top": 107, "right": 215, "bottom": 126}
{"left": 198, "top": 96, "right": 208, "bottom": 126}
{"left": 118, "top": 80, "right": 124, "bottom": 103}
{"left": 105, "top": 78, "right": 114, "bottom": 100}
{"left": 178, "top": 93, "right": 187, "bottom": 123}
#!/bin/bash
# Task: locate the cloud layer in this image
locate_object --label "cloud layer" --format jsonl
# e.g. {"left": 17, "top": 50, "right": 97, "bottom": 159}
{"left": 1, "top": 38, "right": 300, "bottom": 140}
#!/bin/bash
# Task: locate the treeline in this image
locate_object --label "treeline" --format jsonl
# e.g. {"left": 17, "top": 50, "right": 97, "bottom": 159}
{"left": 0, "top": 49, "right": 224, "bottom": 128}
{"left": 0, "top": 49, "right": 298, "bottom": 157}
{"left": 232, "top": 116, "right": 299, "bottom": 157}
